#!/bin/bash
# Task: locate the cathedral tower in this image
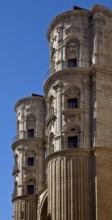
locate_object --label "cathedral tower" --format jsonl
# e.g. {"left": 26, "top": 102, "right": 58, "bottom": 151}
{"left": 12, "top": 4, "right": 112, "bottom": 220}
{"left": 44, "top": 6, "right": 92, "bottom": 220}
{"left": 12, "top": 95, "right": 45, "bottom": 220}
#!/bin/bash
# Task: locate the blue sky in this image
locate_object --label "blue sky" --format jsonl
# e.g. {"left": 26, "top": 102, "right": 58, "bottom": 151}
{"left": 0, "top": 0, "right": 111, "bottom": 219}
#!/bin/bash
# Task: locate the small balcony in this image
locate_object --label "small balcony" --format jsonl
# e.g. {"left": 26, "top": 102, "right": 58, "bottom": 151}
{"left": 44, "top": 59, "right": 90, "bottom": 84}
{"left": 12, "top": 131, "right": 44, "bottom": 144}
{"left": 12, "top": 188, "right": 37, "bottom": 199}
{"left": 62, "top": 100, "right": 84, "bottom": 116}
{"left": 62, "top": 106, "right": 83, "bottom": 116}
{"left": 45, "top": 138, "right": 79, "bottom": 158}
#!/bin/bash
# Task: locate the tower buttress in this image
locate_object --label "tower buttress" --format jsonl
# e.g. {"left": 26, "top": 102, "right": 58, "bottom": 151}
{"left": 12, "top": 95, "right": 45, "bottom": 220}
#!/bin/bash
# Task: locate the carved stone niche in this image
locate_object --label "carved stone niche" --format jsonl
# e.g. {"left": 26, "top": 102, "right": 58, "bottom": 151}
{"left": 65, "top": 87, "right": 80, "bottom": 98}
{"left": 26, "top": 115, "right": 36, "bottom": 129}
{"left": 24, "top": 169, "right": 36, "bottom": 177}
{"left": 65, "top": 21, "right": 80, "bottom": 35}
{"left": 64, "top": 113, "right": 81, "bottom": 126}
{"left": 67, "top": 41, "right": 78, "bottom": 50}
{"left": 66, "top": 39, "right": 80, "bottom": 60}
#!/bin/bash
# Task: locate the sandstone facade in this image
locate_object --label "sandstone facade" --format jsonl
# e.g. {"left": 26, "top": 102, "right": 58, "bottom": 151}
{"left": 12, "top": 4, "right": 112, "bottom": 220}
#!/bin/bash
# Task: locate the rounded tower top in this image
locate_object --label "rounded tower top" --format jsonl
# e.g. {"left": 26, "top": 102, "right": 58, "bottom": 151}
{"left": 14, "top": 93, "right": 44, "bottom": 111}
{"left": 13, "top": 93, "right": 45, "bottom": 145}
{"left": 47, "top": 4, "right": 112, "bottom": 42}
{"left": 45, "top": 5, "right": 91, "bottom": 85}
{"left": 44, "top": 4, "right": 112, "bottom": 86}
{"left": 47, "top": 6, "right": 89, "bottom": 42}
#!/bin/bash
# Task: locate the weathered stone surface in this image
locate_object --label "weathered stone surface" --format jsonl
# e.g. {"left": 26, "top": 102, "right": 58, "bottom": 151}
{"left": 12, "top": 4, "right": 112, "bottom": 220}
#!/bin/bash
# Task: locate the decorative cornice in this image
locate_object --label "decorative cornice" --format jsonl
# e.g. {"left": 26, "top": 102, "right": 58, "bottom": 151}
{"left": 90, "top": 64, "right": 112, "bottom": 75}
{"left": 44, "top": 67, "right": 90, "bottom": 93}
{"left": 12, "top": 138, "right": 44, "bottom": 151}
{"left": 47, "top": 5, "right": 112, "bottom": 42}
{"left": 12, "top": 194, "right": 37, "bottom": 203}
{"left": 92, "top": 146, "right": 112, "bottom": 153}
{"left": 46, "top": 148, "right": 91, "bottom": 163}
{"left": 15, "top": 95, "right": 44, "bottom": 112}
{"left": 47, "top": 9, "right": 89, "bottom": 42}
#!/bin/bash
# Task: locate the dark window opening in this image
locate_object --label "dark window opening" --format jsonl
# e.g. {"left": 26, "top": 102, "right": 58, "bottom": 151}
{"left": 68, "top": 59, "right": 77, "bottom": 67}
{"left": 28, "top": 129, "right": 34, "bottom": 137}
{"left": 68, "top": 99, "right": 78, "bottom": 108}
{"left": 27, "top": 185, "right": 34, "bottom": 194}
{"left": 27, "top": 157, "right": 34, "bottom": 166}
{"left": 68, "top": 136, "right": 78, "bottom": 148}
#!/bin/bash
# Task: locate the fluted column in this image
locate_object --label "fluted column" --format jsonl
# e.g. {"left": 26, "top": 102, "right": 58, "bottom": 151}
{"left": 47, "top": 150, "right": 92, "bottom": 220}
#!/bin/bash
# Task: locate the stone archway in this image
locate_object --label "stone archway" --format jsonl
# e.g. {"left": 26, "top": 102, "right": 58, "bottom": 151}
{"left": 40, "top": 197, "right": 48, "bottom": 220}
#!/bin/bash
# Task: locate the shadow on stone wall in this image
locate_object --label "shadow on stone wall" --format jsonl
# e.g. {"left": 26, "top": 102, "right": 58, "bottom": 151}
{"left": 47, "top": 214, "right": 52, "bottom": 220}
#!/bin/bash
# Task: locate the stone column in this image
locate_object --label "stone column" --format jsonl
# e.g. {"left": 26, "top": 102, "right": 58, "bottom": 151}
{"left": 53, "top": 83, "right": 62, "bottom": 151}
{"left": 47, "top": 150, "right": 92, "bottom": 220}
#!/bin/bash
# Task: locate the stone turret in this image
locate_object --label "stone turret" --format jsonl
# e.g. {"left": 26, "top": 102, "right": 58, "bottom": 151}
{"left": 12, "top": 95, "right": 45, "bottom": 220}
{"left": 12, "top": 4, "right": 112, "bottom": 220}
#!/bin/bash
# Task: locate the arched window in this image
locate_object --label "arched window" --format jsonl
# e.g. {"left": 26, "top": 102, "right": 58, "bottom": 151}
{"left": 17, "top": 120, "right": 20, "bottom": 134}
{"left": 26, "top": 178, "right": 36, "bottom": 195}
{"left": 27, "top": 157, "right": 34, "bottom": 166}
{"left": 66, "top": 39, "right": 80, "bottom": 67}
{"left": 64, "top": 125, "right": 80, "bottom": 149}
{"left": 47, "top": 96, "right": 55, "bottom": 118}
{"left": 40, "top": 197, "right": 48, "bottom": 220}
{"left": 26, "top": 115, "right": 36, "bottom": 137}
{"left": 68, "top": 98, "right": 78, "bottom": 108}
{"left": 68, "top": 136, "right": 78, "bottom": 148}
{"left": 49, "top": 132, "right": 54, "bottom": 151}
{"left": 13, "top": 181, "right": 18, "bottom": 197}
{"left": 65, "top": 87, "right": 80, "bottom": 109}
{"left": 27, "top": 185, "right": 34, "bottom": 194}
{"left": 50, "top": 47, "right": 55, "bottom": 71}
{"left": 26, "top": 150, "right": 36, "bottom": 166}
{"left": 14, "top": 181, "right": 18, "bottom": 192}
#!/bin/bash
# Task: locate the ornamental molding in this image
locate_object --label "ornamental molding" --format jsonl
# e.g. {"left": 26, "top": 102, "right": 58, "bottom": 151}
{"left": 65, "top": 24, "right": 80, "bottom": 35}
{"left": 47, "top": 10, "right": 89, "bottom": 41}
{"left": 91, "top": 65, "right": 112, "bottom": 75}
{"left": 65, "top": 87, "right": 80, "bottom": 97}
{"left": 46, "top": 148, "right": 91, "bottom": 163}
{"left": 44, "top": 68, "right": 90, "bottom": 93}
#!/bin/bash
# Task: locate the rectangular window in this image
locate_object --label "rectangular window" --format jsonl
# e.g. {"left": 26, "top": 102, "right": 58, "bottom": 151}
{"left": 68, "top": 59, "right": 77, "bottom": 67}
{"left": 27, "top": 157, "right": 34, "bottom": 166}
{"left": 68, "top": 136, "right": 78, "bottom": 148}
{"left": 28, "top": 129, "right": 34, "bottom": 137}
{"left": 27, "top": 185, "right": 34, "bottom": 194}
{"left": 68, "top": 99, "right": 78, "bottom": 108}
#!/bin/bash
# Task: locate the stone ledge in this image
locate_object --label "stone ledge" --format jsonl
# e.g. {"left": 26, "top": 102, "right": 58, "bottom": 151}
{"left": 46, "top": 148, "right": 91, "bottom": 163}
